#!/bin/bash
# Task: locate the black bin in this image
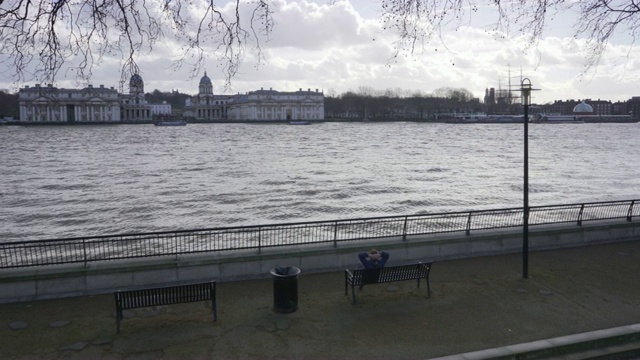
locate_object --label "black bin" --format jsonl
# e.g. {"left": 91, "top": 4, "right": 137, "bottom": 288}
{"left": 270, "top": 266, "right": 301, "bottom": 313}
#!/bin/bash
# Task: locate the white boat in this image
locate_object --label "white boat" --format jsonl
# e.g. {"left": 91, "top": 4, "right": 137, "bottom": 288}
{"left": 533, "top": 115, "right": 584, "bottom": 124}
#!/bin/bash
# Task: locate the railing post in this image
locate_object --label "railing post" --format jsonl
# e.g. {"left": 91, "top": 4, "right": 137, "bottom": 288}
{"left": 333, "top": 221, "right": 338, "bottom": 248}
{"left": 577, "top": 204, "right": 585, "bottom": 226}
{"left": 402, "top": 216, "right": 408, "bottom": 242}
{"left": 83, "top": 238, "right": 88, "bottom": 268}
{"left": 258, "top": 227, "right": 262, "bottom": 254}
{"left": 628, "top": 201, "right": 634, "bottom": 222}
{"left": 174, "top": 233, "right": 179, "bottom": 262}
{"left": 466, "top": 212, "right": 472, "bottom": 236}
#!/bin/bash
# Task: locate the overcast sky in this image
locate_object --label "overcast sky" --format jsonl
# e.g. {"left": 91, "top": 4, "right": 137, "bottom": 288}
{"left": 1, "top": 0, "right": 639, "bottom": 104}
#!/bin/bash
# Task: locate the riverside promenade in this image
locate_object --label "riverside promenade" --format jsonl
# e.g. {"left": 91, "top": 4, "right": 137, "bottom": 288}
{"left": 2, "top": 240, "right": 640, "bottom": 359}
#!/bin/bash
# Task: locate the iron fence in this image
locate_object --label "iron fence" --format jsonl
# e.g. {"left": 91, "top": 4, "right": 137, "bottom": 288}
{"left": 1, "top": 199, "right": 637, "bottom": 269}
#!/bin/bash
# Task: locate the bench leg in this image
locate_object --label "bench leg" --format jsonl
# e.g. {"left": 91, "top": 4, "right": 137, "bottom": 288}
{"left": 116, "top": 309, "right": 122, "bottom": 334}
{"left": 352, "top": 285, "right": 357, "bottom": 305}
{"left": 345, "top": 274, "right": 348, "bottom": 296}
{"left": 212, "top": 283, "right": 218, "bottom": 321}
{"left": 212, "top": 297, "right": 218, "bottom": 322}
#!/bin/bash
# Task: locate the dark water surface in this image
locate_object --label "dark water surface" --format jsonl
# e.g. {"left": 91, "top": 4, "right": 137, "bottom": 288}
{"left": 1, "top": 122, "right": 638, "bottom": 241}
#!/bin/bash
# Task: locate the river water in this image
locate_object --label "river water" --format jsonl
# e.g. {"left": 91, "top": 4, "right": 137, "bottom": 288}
{"left": 1, "top": 122, "right": 638, "bottom": 242}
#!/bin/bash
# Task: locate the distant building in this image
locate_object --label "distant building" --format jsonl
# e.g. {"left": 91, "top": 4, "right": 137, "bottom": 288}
{"left": 15, "top": 71, "right": 321, "bottom": 123}
{"left": 19, "top": 83, "right": 120, "bottom": 123}
{"left": 150, "top": 101, "right": 172, "bottom": 116}
{"left": 538, "top": 99, "right": 633, "bottom": 123}
{"left": 227, "top": 87, "right": 324, "bottom": 121}
{"left": 120, "top": 74, "right": 152, "bottom": 121}
{"left": 182, "top": 72, "right": 231, "bottom": 121}
{"left": 628, "top": 97, "right": 640, "bottom": 120}
{"left": 573, "top": 100, "right": 594, "bottom": 115}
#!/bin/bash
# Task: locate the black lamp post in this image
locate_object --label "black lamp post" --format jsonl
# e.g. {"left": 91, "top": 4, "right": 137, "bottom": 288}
{"left": 521, "top": 78, "right": 533, "bottom": 279}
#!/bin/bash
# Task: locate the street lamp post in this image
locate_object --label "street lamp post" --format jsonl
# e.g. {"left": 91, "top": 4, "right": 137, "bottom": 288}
{"left": 521, "top": 78, "right": 533, "bottom": 279}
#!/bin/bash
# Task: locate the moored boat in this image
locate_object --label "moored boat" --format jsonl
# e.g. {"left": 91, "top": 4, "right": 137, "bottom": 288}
{"left": 155, "top": 121, "right": 187, "bottom": 126}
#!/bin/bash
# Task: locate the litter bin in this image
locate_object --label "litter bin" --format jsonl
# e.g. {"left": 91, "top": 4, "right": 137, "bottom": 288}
{"left": 270, "top": 266, "right": 301, "bottom": 313}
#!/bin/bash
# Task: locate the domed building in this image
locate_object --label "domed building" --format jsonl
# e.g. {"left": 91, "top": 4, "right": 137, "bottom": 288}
{"left": 129, "top": 74, "right": 144, "bottom": 95}
{"left": 573, "top": 100, "right": 594, "bottom": 115}
{"left": 120, "top": 73, "right": 152, "bottom": 121}
{"left": 183, "top": 71, "right": 231, "bottom": 121}
{"left": 199, "top": 72, "right": 213, "bottom": 95}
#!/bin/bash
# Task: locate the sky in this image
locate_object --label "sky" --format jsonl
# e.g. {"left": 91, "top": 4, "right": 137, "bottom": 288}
{"left": 1, "top": 0, "right": 639, "bottom": 104}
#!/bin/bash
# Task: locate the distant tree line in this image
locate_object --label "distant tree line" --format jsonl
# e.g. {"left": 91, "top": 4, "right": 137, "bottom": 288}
{"left": 0, "top": 91, "right": 19, "bottom": 119}
{"left": 144, "top": 89, "right": 192, "bottom": 110}
{"left": 324, "top": 86, "right": 486, "bottom": 120}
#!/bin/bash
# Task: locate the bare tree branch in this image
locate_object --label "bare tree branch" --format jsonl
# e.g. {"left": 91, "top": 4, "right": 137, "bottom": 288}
{"left": 2, "top": 0, "right": 638, "bottom": 87}
{"left": 379, "top": 0, "right": 640, "bottom": 72}
{"left": 0, "top": 0, "right": 273, "bottom": 88}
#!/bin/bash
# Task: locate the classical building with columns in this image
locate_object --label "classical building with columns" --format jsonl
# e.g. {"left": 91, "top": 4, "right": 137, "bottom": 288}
{"left": 119, "top": 74, "right": 152, "bottom": 122}
{"left": 17, "top": 72, "right": 324, "bottom": 123}
{"left": 227, "top": 87, "right": 325, "bottom": 121}
{"left": 182, "top": 72, "right": 231, "bottom": 121}
{"left": 18, "top": 83, "right": 120, "bottom": 123}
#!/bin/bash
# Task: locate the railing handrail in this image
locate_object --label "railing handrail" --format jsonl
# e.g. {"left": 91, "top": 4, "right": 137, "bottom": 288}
{"left": 1, "top": 199, "right": 638, "bottom": 269}
{"left": 5, "top": 199, "right": 637, "bottom": 246}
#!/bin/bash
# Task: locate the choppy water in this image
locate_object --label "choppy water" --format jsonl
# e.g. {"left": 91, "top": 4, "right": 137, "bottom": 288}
{"left": 1, "top": 122, "right": 638, "bottom": 242}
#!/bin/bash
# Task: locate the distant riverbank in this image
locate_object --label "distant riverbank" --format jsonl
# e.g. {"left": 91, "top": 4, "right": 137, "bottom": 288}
{"left": 3, "top": 117, "right": 638, "bottom": 126}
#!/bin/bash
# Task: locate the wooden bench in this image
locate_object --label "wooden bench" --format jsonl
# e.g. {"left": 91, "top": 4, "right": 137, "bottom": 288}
{"left": 345, "top": 262, "right": 433, "bottom": 304}
{"left": 114, "top": 281, "right": 217, "bottom": 333}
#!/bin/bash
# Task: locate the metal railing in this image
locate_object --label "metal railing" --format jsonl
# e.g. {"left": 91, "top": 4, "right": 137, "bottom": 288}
{"left": 1, "top": 199, "right": 637, "bottom": 269}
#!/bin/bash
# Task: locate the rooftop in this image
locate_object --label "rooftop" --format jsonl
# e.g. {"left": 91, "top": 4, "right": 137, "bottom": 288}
{"left": 2, "top": 240, "right": 640, "bottom": 359}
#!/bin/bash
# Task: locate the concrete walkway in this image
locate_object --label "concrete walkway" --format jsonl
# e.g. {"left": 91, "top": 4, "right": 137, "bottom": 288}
{"left": 2, "top": 240, "right": 640, "bottom": 359}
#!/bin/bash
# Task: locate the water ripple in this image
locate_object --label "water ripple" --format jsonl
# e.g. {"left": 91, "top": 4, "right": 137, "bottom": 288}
{"left": 1, "top": 122, "right": 639, "bottom": 241}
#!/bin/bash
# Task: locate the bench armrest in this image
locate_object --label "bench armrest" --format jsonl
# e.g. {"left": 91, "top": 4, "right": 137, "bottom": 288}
{"left": 345, "top": 269, "right": 355, "bottom": 279}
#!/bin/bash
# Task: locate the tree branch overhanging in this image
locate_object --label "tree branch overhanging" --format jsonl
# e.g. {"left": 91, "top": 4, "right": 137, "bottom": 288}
{"left": 379, "top": 0, "right": 640, "bottom": 71}
{"left": 1, "top": 0, "right": 639, "bottom": 87}
{"left": 0, "top": 0, "right": 273, "bottom": 88}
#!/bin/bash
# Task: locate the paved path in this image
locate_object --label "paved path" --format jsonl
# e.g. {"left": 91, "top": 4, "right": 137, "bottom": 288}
{"left": 2, "top": 241, "right": 640, "bottom": 359}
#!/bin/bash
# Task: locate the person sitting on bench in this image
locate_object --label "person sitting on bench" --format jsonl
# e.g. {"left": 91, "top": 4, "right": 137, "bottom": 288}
{"left": 358, "top": 249, "right": 390, "bottom": 269}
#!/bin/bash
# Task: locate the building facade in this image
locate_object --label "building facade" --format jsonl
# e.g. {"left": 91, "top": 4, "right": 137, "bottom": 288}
{"left": 17, "top": 72, "right": 325, "bottom": 123}
{"left": 19, "top": 83, "right": 120, "bottom": 123}
{"left": 150, "top": 101, "right": 172, "bottom": 116}
{"left": 120, "top": 74, "right": 152, "bottom": 122}
{"left": 227, "top": 88, "right": 324, "bottom": 121}
{"left": 182, "top": 72, "right": 231, "bottom": 121}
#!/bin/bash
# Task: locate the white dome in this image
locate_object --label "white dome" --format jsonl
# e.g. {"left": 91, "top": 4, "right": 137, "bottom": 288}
{"left": 573, "top": 100, "right": 593, "bottom": 113}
